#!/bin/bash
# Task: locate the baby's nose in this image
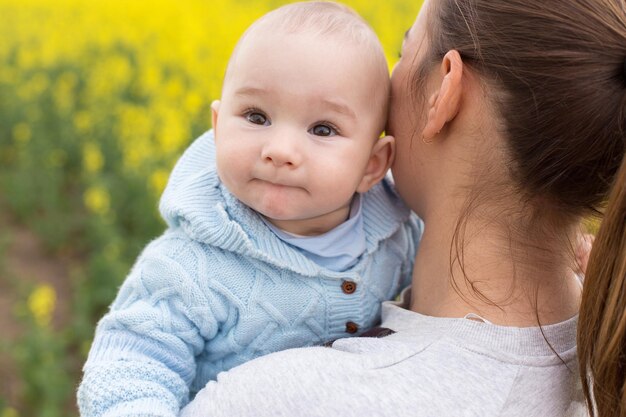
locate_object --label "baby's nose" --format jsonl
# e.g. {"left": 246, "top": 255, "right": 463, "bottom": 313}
{"left": 261, "top": 135, "right": 302, "bottom": 167}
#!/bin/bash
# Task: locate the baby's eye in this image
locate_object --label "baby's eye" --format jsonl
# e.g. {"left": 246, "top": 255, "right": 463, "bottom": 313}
{"left": 245, "top": 111, "right": 270, "bottom": 126}
{"left": 309, "top": 123, "right": 337, "bottom": 137}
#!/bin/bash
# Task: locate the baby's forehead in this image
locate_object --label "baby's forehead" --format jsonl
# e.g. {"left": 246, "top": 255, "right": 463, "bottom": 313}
{"left": 242, "top": 20, "right": 373, "bottom": 57}
{"left": 231, "top": 30, "right": 386, "bottom": 88}
{"left": 227, "top": 24, "right": 388, "bottom": 87}
{"left": 240, "top": 16, "right": 387, "bottom": 67}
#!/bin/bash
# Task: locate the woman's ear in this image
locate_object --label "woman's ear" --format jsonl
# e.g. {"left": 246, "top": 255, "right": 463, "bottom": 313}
{"left": 422, "top": 50, "right": 463, "bottom": 142}
{"left": 211, "top": 100, "right": 221, "bottom": 130}
{"left": 356, "top": 135, "right": 395, "bottom": 193}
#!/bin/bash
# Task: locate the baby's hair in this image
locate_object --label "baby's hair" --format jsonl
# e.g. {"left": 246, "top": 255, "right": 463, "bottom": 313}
{"left": 253, "top": 1, "right": 379, "bottom": 47}
{"left": 226, "top": 1, "right": 390, "bottom": 134}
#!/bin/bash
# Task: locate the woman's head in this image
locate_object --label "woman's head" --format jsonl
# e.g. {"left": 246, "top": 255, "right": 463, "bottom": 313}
{"left": 390, "top": 0, "right": 625, "bottom": 220}
{"left": 389, "top": 0, "right": 625, "bottom": 415}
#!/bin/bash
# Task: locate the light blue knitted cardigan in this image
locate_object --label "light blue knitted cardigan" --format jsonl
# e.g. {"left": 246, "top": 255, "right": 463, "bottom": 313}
{"left": 77, "top": 130, "right": 422, "bottom": 417}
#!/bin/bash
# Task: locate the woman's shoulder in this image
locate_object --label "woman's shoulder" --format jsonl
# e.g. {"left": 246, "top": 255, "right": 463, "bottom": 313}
{"left": 182, "top": 328, "right": 582, "bottom": 417}
{"left": 382, "top": 287, "right": 578, "bottom": 360}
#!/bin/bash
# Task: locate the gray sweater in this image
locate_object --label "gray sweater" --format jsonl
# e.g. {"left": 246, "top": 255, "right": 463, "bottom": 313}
{"left": 181, "top": 288, "right": 587, "bottom": 417}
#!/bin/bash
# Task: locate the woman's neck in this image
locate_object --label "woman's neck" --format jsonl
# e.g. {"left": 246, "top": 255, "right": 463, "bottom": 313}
{"left": 410, "top": 210, "right": 582, "bottom": 326}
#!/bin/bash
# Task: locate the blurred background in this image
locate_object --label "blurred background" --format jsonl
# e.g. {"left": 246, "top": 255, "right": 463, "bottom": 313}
{"left": 0, "top": 0, "right": 422, "bottom": 415}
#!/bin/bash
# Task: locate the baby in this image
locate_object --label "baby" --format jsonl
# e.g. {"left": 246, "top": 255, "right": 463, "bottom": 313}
{"left": 77, "top": 2, "right": 422, "bottom": 416}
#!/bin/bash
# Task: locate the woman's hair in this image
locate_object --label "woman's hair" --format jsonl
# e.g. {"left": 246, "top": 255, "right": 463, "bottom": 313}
{"left": 413, "top": 0, "right": 626, "bottom": 414}
{"left": 579, "top": 155, "right": 626, "bottom": 416}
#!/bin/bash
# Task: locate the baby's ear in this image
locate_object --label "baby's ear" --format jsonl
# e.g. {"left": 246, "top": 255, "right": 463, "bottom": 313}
{"left": 356, "top": 135, "right": 395, "bottom": 193}
{"left": 211, "top": 100, "right": 221, "bottom": 130}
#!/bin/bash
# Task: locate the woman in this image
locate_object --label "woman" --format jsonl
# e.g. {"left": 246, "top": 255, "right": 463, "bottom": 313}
{"left": 181, "top": 0, "right": 626, "bottom": 415}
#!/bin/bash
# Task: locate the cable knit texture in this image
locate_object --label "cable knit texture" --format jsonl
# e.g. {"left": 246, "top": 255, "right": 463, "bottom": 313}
{"left": 77, "top": 130, "right": 422, "bottom": 417}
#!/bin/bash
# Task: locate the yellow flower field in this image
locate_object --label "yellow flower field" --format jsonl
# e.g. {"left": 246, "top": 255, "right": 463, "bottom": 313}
{"left": 0, "top": 0, "right": 422, "bottom": 415}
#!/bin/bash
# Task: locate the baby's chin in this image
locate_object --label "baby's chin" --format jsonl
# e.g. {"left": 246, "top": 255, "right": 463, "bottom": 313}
{"left": 245, "top": 197, "right": 304, "bottom": 225}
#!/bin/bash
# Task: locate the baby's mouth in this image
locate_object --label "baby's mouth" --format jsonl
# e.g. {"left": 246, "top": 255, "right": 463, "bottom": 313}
{"left": 254, "top": 177, "right": 307, "bottom": 193}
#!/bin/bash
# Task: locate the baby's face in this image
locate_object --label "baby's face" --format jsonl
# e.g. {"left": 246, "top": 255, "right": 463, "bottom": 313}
{"left": 213, "top": 29, "right": 386, "bottom": 235}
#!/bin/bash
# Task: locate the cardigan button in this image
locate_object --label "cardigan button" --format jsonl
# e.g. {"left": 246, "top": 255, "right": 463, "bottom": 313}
{"left": 341, "top": 280, "right": 357, "bottom": 294}
{"left": 345, "top": 321, "right": 359, "bottom": 334}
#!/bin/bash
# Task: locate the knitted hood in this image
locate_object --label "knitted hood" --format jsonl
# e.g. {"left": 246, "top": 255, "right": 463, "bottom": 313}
{"left": 159, "top": 130, "right": 412, "bottom": 277}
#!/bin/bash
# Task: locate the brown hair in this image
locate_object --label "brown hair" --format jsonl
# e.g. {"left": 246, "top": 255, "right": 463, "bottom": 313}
{"left": 414, "top": 0, "right": 626, "bottom": 414}
{"left": 579, "top": 155, "right": 626, "bottom": 417}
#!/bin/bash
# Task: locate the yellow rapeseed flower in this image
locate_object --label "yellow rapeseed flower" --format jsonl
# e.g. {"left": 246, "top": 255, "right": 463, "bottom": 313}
{"left": 107, "top": 54, "right": 132, "bottom": 86}
{"left": 17, "top": 73, "right": 50, "bottom": 102}
{"left": 164, "top": 76, "right": 184, "bottom": 100}
{"left": 27, "top": 284, "right": 56, "bottom": 328}
{"left": 117, "top": 104, "right": 154, "bottom": 170}
{"left": 86, "top": 54, "right": 132, "bottom": 100}
{"left": 53, "top": 71, "right": 78, "bottom": 113}
{"left": 16, "top": 48, "right": 37, "bottom": 70}
{"left": 84, "top": 185, "right": 111, "bottom": 215}
{"left": 150, "top": 169, "right": 169, "bottom": 196}
{"left": 137, "top": 64, "right": 162, "bottom": 97}
{"left": 83, "top": 142, "right": 105, "bottom": 174}
{"left": 73, "top": 111, "right": 92, "bottom": 134}
{"left": 0, "top": 67, "right": 17, "bottom": 85}
{"left": 156, "top": 106, "right": 188, "bottom": 155}
{"left": 184, "top": 91, "right": 204, "bottom": 116}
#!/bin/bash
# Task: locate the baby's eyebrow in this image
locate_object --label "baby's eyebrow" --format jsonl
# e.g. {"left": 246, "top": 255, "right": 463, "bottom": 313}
{"left": 234, "top": 86, "right": 355, "bottom": 120}
{"left": 234, "top": 86, "right": 270, "bottom": 97}
{"left": 321, "top": 98, "right": 356, "bottom": 120}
